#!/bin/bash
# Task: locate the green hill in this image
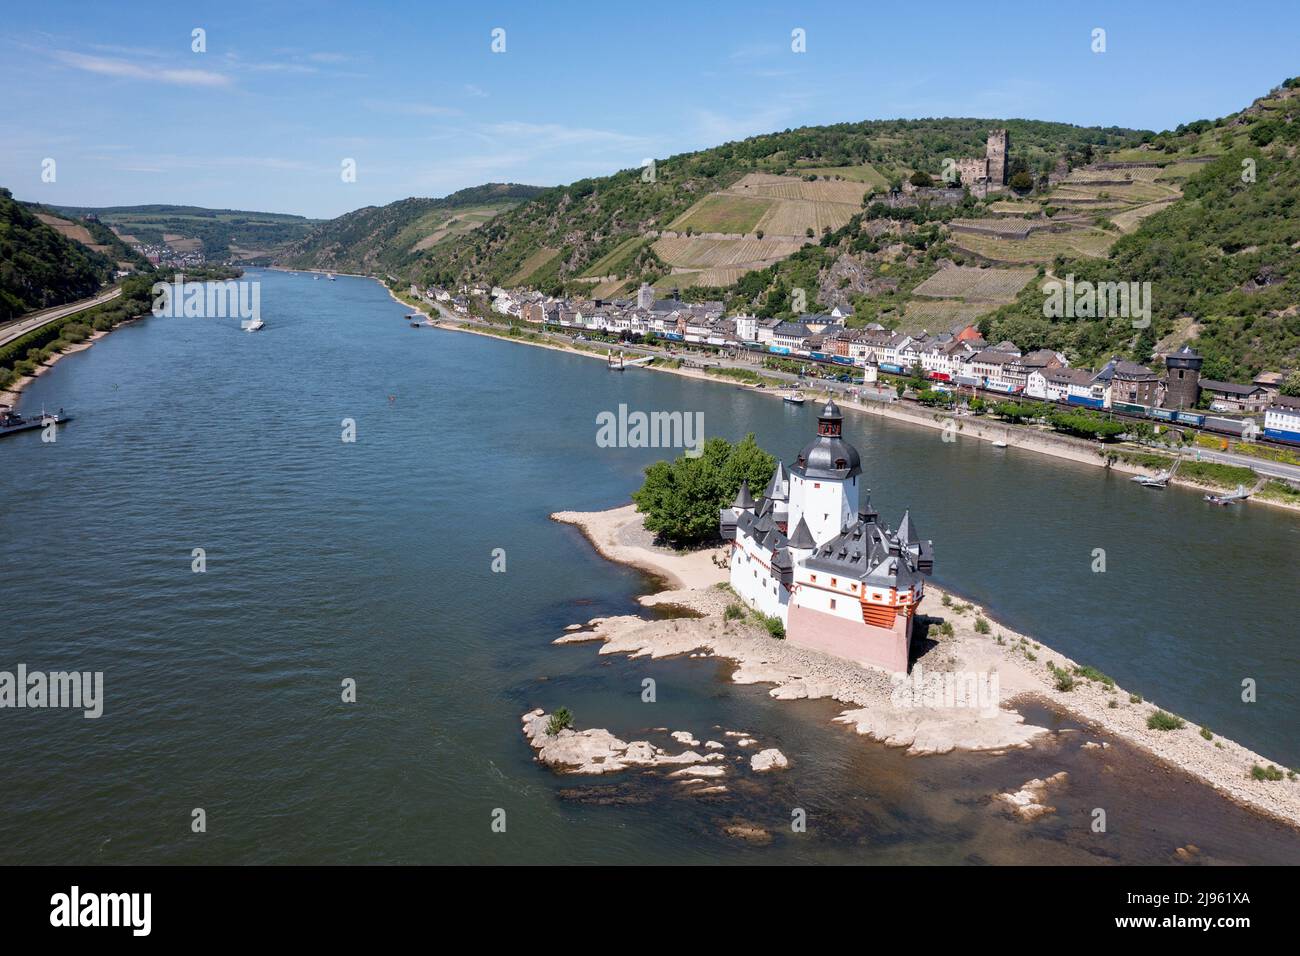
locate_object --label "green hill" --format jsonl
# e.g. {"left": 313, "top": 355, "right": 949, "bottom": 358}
{"left": 0, "top": 187, "right": 118, "bottom": 320}
{"left": 276, "top": 183, "right": 545, "bottom": 276}
{"left": 50, "top": 203, "right": 321, "bottom": 262}
{"left": 415, "top": 119, "right": 1147, "bottom": 294}
{"left": 979, "top": 78, "right": 1300, "bottom": 379}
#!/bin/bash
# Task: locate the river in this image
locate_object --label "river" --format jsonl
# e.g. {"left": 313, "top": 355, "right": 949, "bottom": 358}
{"left": 1, "top": 268, "right": 1296, "bottom": 864}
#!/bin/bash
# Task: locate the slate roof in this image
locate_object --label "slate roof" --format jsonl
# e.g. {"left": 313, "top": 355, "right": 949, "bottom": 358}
{"left": 1202, "top": 379, "right": 1267, "bottom": 396}
{"left": 732, "top": 479, "right": 756, "bottom": 510}
{"left": 787, "top": 516, "right": 816, "bottom": 550}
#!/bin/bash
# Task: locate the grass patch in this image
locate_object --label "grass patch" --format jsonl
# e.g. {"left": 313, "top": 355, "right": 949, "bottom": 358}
{"left": 1072, "top": 665, "right": 1115, "bottom": 688}
{"left": 754, "top": 611, "right": 785, "bottom": 639}
{"left": 1177, "top": 460, "right": 1256, "bottom": 489}
{"left": 1251, "top": 764, "right": 1285, "bottom": 782}
{"left": 546, "top": 707, "right": 574, "bottom": 736}
{"left": 1257, "top": 480, "right": 1300, "bottom": 504}
{"left": 1110, "top": 449, "right": 1178, "bottom": 470}
{"left": 1049, "top": 664, "right": 1076, "bottom": 692}
{"left": 1146, "top": 710, "right": 1185, "bottom": 731}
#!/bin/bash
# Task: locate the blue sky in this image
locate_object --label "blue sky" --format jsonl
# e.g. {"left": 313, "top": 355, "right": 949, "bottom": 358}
{"left": 3, "top": 0, "right": 1298, "bottom": 218}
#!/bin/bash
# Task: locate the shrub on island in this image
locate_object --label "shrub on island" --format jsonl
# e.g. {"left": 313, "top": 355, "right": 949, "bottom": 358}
{"left": 632, "top": 434, "right": 777, "bottom": 546}
{"left": 546, "top": 708, "right": 574, "bottom": 736}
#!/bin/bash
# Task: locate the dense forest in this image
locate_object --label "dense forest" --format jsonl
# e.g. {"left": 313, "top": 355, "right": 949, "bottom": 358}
{"left": 0, "top": 187, "right": 116, "bottom": 320}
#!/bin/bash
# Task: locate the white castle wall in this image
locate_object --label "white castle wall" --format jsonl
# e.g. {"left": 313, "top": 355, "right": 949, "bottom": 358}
{"left": 787, "top": 472, "right": 859, "bottom": 547}
{"left": 791, "top": 570, "right": 871, "bottom": 624}
{"left": 729, "top": 533, "right": 790, "bottom": 621}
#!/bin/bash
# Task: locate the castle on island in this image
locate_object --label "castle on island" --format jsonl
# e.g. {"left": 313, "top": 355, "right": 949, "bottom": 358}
{"left": 720, "top": 400, "right": 933, "bottom": 673}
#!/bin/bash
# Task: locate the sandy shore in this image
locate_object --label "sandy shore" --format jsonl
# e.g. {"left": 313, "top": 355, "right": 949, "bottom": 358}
{"left": 552, "top": 503, "right": 1300, "bottom": 829}
{"left": 1, "top": 328, "right": 116, "bottom": 409}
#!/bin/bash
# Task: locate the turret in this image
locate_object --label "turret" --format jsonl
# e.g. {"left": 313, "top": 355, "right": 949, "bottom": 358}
{"left": 786, "top": 516, "right": 816, "bottom": 565}
{"left": 762, "top": 462, "right": 789, "bottom": 529}
{"left": 787, "top": 400, "right": 862, "bottom": 547}
{"left": 720, "top": 479, "right": 756, "bottom": 540}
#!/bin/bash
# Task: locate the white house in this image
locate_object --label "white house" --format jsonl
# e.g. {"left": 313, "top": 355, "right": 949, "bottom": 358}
{"left": 1264, "top": 397, "right": 1300, "bottom": 444}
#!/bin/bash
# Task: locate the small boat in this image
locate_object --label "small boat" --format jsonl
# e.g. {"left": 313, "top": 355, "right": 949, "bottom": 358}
{"left": 0, "top": 406, "right": 71, "bottom": 438}
{"left": 1133, "top": 475, "right": 1169, "bottom": 488}
{"left": 783, "top": 390, "right": 806, "bottom": 405}
{"left": 1205, "top": 484, "right": 1249, "bottom": 505}
{"left": 241, "top": 317, "right": 265, "bottom": 332}
{"left": 991, "top": 440, "right": 1008, "bottom": 448}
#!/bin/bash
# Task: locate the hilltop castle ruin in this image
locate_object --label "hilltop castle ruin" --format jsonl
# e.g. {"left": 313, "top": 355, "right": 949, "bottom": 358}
{"left": 954, "top": 129, "right": 1009, "bottom": 196}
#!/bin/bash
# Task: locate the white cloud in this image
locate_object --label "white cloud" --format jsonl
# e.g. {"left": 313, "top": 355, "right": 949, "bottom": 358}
{"left": 363, "top": 100, "right": 461, "bottom": 117}
{"left": 53, "top": 50, "right": 231, "bottom": 87}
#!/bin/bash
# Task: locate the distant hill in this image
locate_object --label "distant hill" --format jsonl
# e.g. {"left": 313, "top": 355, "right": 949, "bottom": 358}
{"left": 50, "top": 203, "right": 321, "bottom": 262}
{"left": 0, "top": 187, "right": 119, "bottom": 320}
{"left": 414, "top": 119, "right": 1147, "bottom": 296}
{"left": 20, "top": 201, "right": 149, "bottom": 271}
{"left": 276, "top": 183, "right": 546, "bottom": 275}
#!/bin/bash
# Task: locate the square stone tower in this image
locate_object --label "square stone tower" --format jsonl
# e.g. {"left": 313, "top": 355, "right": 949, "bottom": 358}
{"left": 986, "top": 129, "right": 1009, "bottom": 185}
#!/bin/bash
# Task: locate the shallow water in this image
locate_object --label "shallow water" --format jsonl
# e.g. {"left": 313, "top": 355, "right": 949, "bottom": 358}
{"left": 1, "top": 268, "right": 1296, "bottom": 864}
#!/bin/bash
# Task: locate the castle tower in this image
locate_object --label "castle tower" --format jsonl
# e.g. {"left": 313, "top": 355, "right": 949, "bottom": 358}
{"left": 986, "top": 129, "right": 1009, "bottom": 186}
{"left": 1162, "top": 344, "right": 1203, "bottom": 409}
{"left": 787, "top": 400, "right": 862, "bottom": 547}
{"left": 636, "top": 283, "right": 654, "bottom": 310}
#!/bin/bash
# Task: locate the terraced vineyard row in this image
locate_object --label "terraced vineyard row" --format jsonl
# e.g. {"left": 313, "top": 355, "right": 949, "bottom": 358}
{"left": 911, "top": 265, "right": 1034, "bottom": 301}
{"left": 652, "top": 236, "right": 804, "bottom": 268}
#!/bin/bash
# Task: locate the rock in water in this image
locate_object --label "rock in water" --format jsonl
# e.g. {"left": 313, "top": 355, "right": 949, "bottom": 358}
{"left": 750, "top": 748, "right": 789, "bottom": 772}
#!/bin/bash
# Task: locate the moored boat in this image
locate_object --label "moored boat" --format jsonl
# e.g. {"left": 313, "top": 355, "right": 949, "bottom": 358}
{"left": 0, "top": 406, "right": 72, "bottom": 438}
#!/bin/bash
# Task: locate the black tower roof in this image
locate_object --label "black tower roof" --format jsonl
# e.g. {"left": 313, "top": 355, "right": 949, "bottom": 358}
{"left": 791, "top": 399, "right": 862, "bottom": 480}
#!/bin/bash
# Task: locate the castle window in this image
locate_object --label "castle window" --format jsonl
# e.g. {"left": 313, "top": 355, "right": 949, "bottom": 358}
{"left": 831, "top": 577, "right": 837, "bottom": 588}
{"left": 814, "top": 482, "right": 821, "bottom": 489}
{"left": 830, "top": 599, "right": 837, "bottom": 610}
{"left": 810, "top": 574, "right": 817, "bottom": 582}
